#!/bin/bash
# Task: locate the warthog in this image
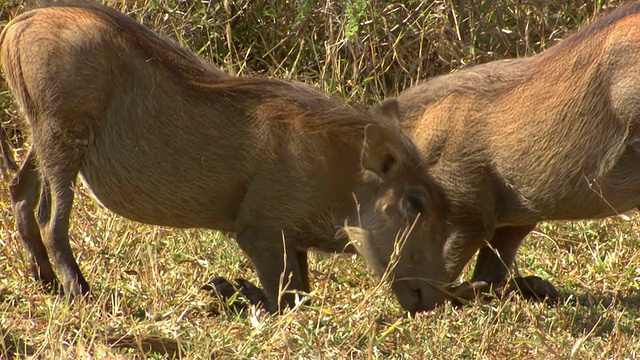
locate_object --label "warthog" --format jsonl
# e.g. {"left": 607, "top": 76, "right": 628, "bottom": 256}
{"left": 0, "top": 3, "right": 445, "bottom": 313}
{"left": 0, "top": 129, "right": 16, "bottom": 175}
{"left": 394, "top": 1, "right": 640, "bottom": 309}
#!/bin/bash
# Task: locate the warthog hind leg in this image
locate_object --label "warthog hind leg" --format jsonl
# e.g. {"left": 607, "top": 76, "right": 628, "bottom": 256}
{"left": 35, "top": 126, "right": 91, "bottom": 298}
{"left": 43, "top": 172, "right": 89, "bottom": 297}
{"left": 9, "top": 149, "right": 59, "bottom": 291}
{"left": 0, "top": 126, "right": 18, "bottom": 175}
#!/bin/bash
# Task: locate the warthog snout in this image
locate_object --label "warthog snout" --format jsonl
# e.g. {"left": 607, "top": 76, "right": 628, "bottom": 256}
{"left": 346, "top": 219, "right": 450, "bottom": 313}
{"left": 392, "top": 279, "right": 449, "bottom": 313}
{"left": 346, "top": 177, "right": 449, "bottom": 313}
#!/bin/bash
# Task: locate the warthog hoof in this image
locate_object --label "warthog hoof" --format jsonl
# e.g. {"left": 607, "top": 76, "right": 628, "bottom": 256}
{"left": 201, "top": 277, "right": 268, "bottom": 311}
{"left": 447, "top": 280, "right": 497, "bottom": 306}
{"left": 505, "top": 276, "right": 560, "bottom": 303}
{"left": 446, "top": 276, "right": 560, "bottom": 307}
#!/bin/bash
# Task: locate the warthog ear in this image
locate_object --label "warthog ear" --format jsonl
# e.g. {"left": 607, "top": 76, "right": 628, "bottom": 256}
{"left": 361, "top": 124, "right": 399, "bottom": 179}
{"left": 370, "top": 98, "right": 400, "bottom": 124}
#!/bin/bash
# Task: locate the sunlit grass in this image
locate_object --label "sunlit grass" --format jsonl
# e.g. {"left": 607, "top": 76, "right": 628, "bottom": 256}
{"left": 1, "top": 158, "right": 638, "bottom": 358}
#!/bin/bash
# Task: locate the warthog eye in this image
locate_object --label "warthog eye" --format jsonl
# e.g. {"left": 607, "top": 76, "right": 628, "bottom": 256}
{"left": 400, "top": 189, "right": 427, "bottom": 223}
{"left": 381, "top": 153, "right": 397, "bottom": 175}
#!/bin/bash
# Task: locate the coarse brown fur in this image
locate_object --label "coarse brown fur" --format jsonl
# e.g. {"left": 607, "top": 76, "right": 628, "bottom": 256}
{"left": 0, "top": 127, "right": 16, "bottom": 177}
{"left": 396, "top": 0, "right": 640, "bottom": 308}
{"left": 0, "top": 2, "right": 445, "bottom": 313}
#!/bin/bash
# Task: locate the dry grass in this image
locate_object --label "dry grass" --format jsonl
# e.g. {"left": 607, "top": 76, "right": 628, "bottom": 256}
{"left": 1, "top": 0, "right": 639, "bottom": 358}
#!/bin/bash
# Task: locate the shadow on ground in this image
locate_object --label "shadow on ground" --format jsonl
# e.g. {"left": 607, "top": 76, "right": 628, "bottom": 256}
{"left": 0, "top": 327, "right": 33, "bottom": 359}
{"left": 558, "top": 287, "right": 640, "bottom": 337}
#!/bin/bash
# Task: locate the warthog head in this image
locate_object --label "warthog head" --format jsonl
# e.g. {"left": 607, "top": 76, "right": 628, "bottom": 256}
{"left": 345, "top": 99, "right": 449, "bottom": 314}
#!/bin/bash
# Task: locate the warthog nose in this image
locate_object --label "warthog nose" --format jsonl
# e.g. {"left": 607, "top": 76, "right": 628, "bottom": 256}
{"left": 392, "top": 280, "right": 421, "bottom": 314}
{"left": 406, "top": 279, "right": 449, "bottom": 312}
{"left": 418, "top": 281, "right": 450, "bottom": 312}
{"left": 394, "top": 278, "right": 449, "bottom": 313}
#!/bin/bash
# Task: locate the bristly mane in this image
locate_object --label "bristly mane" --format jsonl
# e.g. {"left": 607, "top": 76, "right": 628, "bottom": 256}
{"left": 398, "top": 57, "right": 531, "bottom": 116}
{"left": 37, "top": 2, "right": 413, "bottom": 148}
{"left": 35, "top": 0, "right": 366, "bottom": 127}
{"left": 44, "top": 1, "right": 228, "bottom": 82}
{"left": 399, "top": 1, "right": 640, "bottom": 117}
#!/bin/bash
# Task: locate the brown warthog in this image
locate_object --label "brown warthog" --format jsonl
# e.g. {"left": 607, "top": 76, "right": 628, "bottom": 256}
{"left": 393, "top": 1, "right": 640, "bottom": 310}
{"left": 0, "top": 3, "right": 444, "bottom": 313}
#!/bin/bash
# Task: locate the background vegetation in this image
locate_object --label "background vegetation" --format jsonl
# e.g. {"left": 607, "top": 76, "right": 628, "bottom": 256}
{"left": 1, "top": 0, "right": 638, "bottom": 358}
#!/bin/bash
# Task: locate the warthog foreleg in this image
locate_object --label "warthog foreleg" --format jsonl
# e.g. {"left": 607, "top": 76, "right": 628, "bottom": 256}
{"left": 447, "top": 275, "right": 560, "bottom": 306}
{"left": 471, "top": 225, "right": 535, "bottom": 286}
{"left": 202, "top": 277, "right": 268, "bottom": 310}
{"left": 504, "top": 276, "right": 560, "bottom": 303}
{"left": 9, "top": 149, "right": 58, "bottom": 291}
{"left": 449, "top": 225, "right": 560, "bottom": 304}
{"left": 235, "top": 229, "right": 310, "bottom": 313}
{"left": 205, "top": 250, "right": 310, "bottom": 313}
